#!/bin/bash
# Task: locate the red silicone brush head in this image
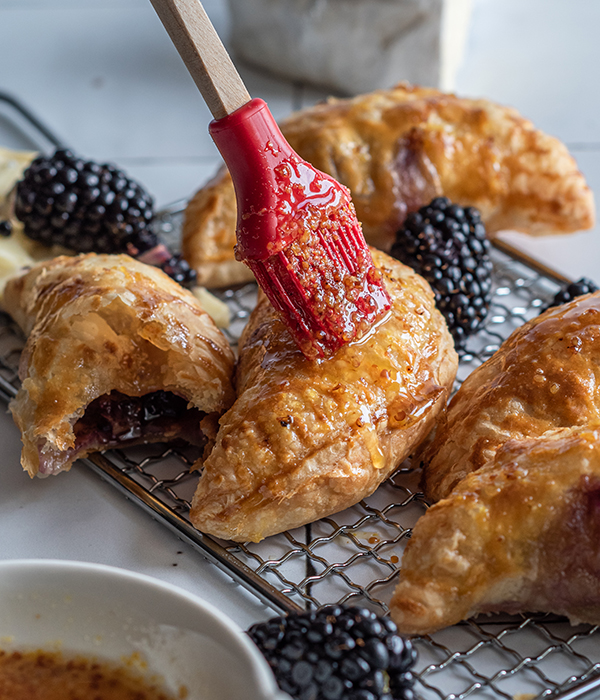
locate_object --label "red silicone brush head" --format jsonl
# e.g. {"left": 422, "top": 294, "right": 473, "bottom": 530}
{"left": 210, "top": 99, "right": 391, "bottom": 359}
{"left": 248, "top": 160, "right": 391, "bottom": 358}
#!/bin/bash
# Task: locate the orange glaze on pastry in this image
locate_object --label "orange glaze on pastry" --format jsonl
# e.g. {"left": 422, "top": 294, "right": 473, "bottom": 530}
{"left": 182, "top": 83, "right": 594, "bottom": 288}
{"left": 420, "top": 292, "right": 600, "bottom": 502}
{"left": 391, "top": 427, "right": 600, "bottom": 635}
{"left": 190, "top": 249, "right": 458, "bottom": 542}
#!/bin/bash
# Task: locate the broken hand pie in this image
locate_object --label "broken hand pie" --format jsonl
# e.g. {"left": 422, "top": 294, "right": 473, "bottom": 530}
{"left": 182, "top": 83, "right": 594, "bottom": 287}
{"left": 189, "top": 249, "right": 458, "bottom": 543}
{"left": 4, "top": 254, "right": 235, "bottom": 477}
{"left": 420, "top": 292, "right": 600, "bottom": 502}
{"left": 391, "top": 426, "right": 600, "bottom": 635}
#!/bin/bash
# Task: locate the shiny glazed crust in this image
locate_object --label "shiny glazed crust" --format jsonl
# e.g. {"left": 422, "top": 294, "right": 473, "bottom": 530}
{"left": 189, "top": 249, "right": 458, "bottom": 542}
{"left": 182, "top": 83, "right": 595, "bottom": 287}
{"left": 420, "top": 292, "right": 600, "bottom": 502}
{"left": 4, "top": 254, "right": 236, "bottom": 477}
{"left": 181, "top": 167, "right": 252, "bottom": 288}
{"left": 391, "top": 427, "right": 600, "bottom": 635}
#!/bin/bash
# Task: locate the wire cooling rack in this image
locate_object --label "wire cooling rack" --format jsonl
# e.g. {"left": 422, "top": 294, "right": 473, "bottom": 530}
{"left": 1, "top": 92, "right": 600, "bottom": 700}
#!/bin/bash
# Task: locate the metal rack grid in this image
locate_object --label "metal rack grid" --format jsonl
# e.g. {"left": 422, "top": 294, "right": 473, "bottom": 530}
{"left": 1, "top": 235, "right": 599, "bottom": 700}
{"left": 1, "top": 92, "right": 600, "bottom": 700}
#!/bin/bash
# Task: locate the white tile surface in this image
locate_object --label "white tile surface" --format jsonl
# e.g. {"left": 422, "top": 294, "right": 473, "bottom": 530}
{"left": 456, "top": 0, "right": 600, "bottom": 144}
{"left": 0, "top": 406, "right": 271, "bottom": 628}
{"left": 0, "top": 0, "right": 600, "bottom": 636}
{"left": 455, "top": 0, "right": 600, "bottom": 281}
{"left": 0, "top": 0, "right": 310, "bottom": 206}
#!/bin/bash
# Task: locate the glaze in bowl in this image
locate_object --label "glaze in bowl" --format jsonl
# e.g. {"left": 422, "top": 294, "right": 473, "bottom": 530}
{"left": 0, "top": 559, "right": 288, "bottom": 700}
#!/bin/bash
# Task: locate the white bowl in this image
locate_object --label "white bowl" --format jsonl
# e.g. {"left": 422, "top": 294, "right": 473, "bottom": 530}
{"left": 0, "top": 559, "right": 289, "bottom": 700}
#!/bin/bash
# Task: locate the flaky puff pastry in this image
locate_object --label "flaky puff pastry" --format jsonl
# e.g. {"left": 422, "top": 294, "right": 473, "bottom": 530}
{"left": 391, "top": 426, "right": 600, "bottom": 635}
{"left": 4, "top": 254, "right": 235, "bottom": 477}
{"left": 420, "top": 292, "right": 600, "bottom": 502}
{"left": 182, "top": 83, "right": 594, "bottom": 287}
{"left": 189, "top": 249, "right": 458, "bottom": 542}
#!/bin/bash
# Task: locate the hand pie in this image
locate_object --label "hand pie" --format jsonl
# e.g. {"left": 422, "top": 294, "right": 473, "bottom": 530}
{"left": 4, "top": 254, "right": 236, "bottom": 477}
{"left": 182, "top": 83, "right": 594, "bottom": 287}
{"left": 420, "top": 292, "right": 600, "bottom": 502}
{"left": 390, "top": 426, "right": 600, "bottom": 635}
{"left": 181, "top": 167, "right": 250, "bottom": 289}
{"left": 189, "top": 249, "right": 458, "bottom": 542}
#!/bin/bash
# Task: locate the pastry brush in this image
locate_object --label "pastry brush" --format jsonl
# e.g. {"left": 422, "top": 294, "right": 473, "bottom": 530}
{"left": 149, "top": 0, "right": 391, "bottom": 359}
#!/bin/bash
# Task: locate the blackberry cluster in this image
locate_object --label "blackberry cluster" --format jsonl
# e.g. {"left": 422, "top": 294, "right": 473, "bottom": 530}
{"left": 390, "top": 197, "right": 493, "bottom": 349}
{"left": 248, "top": 606, "right": 417, "bottom": 700}
{"left": 12, "top": 148, "right": 198, "bottom": 288}
{"left": 14, "top": 148, "right": 157, "bottom": 256}
{"left": 542, "top": 277, "right": 599, "bottom": 312}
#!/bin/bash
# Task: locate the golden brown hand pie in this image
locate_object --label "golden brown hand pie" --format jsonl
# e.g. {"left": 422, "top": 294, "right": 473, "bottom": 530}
{"left": 182, "top": 83, "right": 594, "bottom": 287}
{"left": 181, "top": 168, "right": 250, "bottom": 289}
{"left": 189, "top": 249, "right": 458, "bottom": 542}
{"left": 390, "top": 426, "right": 600, "bottom": 635}
{"left": 420, "top": 292, "right": 600, "bottom": 502}
{"left": 4, "top": 254, "right": 236, "bottom": 477}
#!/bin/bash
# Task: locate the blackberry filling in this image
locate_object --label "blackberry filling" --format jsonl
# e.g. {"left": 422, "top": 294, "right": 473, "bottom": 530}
{"left": 74, "top": 390, "right": 206, "bottom": 450}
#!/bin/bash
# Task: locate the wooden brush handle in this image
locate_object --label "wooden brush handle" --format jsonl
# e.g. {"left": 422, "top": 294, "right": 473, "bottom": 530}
{"left": 149, "top": 0, "right": 251, "bottom": 120}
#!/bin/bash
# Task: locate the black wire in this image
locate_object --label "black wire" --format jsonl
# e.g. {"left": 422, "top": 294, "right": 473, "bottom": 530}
{"left": 0, "top": 90, "right": 66, "bottom": 149}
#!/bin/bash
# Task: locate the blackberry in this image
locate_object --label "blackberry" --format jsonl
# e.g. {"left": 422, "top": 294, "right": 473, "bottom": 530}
{"left": 11, "top": 148, "right": 200, "bottom": 289}
{"left": 542, "top": 277, "right": 599, "bottom": 312}
{"left": 13, "top": 148, "right": 157, "bottom": 256}
{"left": 248, "top": 606, "right": 417, "bottom": 700}
{"left": 137, "top": 245, "right": 198, "bottom": 290}
{"left": 390, "top": 197, "right": 493, "bottom": 349}
{"left": 159, "top": 254, "right": 198, "bottom": 288}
